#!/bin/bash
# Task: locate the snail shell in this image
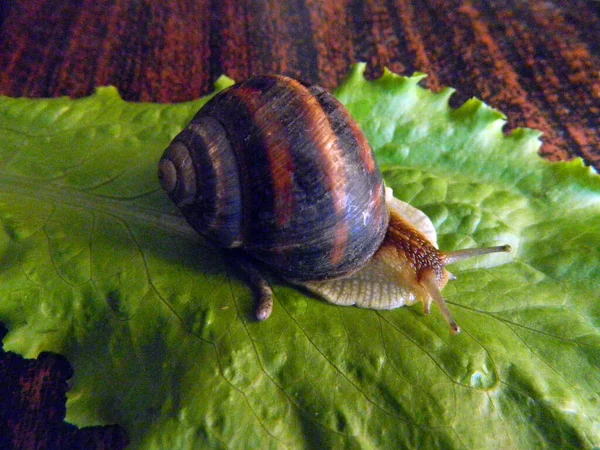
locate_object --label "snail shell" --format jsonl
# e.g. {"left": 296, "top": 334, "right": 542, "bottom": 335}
{"left": 159, "top": 75, "right": 388, "bottom": 281}
{"left": 159, "top": 75, "right": 511, "bottom": 333}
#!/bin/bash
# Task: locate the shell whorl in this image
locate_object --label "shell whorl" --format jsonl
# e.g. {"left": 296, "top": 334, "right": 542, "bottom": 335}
{"left": 159, "top": 75, "right": 389, "bottom": 281}
{"left": 159, "top": 116, "right": 243, "bottom": 247}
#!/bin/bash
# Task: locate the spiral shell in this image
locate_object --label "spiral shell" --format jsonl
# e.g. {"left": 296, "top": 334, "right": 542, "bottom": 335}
{"left": 159, "top": 75, "right": 389, "bottom": 281}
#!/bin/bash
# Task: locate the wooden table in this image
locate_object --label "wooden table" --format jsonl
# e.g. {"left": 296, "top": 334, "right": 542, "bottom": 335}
{"left": 1, "top": 0, "right": 599, "bottom": 447}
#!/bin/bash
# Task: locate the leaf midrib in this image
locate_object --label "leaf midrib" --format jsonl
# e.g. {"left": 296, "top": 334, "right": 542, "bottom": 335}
{"left": 0, "top": 172, "right": 197, "bottom": 241}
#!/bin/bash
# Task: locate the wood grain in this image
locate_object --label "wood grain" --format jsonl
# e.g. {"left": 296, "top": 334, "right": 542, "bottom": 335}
{"left": 0, "top": 0, "right": 599, "bottom": 447}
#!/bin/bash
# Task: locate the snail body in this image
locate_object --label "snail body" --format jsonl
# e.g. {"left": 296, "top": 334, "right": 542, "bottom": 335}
{"left": 159, "top": 75, "right": 510, "bottom": 333}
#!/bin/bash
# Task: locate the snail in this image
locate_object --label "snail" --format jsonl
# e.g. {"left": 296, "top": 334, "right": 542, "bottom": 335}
{"left": 158, "top": 75, "right": 511, "bottom": 334}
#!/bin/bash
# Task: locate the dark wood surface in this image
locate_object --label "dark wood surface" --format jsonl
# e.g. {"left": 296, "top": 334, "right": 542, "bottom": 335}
{"left": 1, "top": 0, "right": 599, "bottom": 448}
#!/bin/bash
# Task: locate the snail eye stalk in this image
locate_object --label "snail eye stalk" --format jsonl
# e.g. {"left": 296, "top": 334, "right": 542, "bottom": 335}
{"left": 443, "top": 245, "right": 511, "bottom": 265}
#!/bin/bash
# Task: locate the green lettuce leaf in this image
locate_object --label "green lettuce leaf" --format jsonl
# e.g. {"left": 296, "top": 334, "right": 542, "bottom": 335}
{"left": 1, "top": 64, "right": 598, "bottom": 449}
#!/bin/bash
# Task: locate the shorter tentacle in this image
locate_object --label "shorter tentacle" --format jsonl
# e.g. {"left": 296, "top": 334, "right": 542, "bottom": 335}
{"left": 419, "top": 269, "right": 461, "bottom": 334}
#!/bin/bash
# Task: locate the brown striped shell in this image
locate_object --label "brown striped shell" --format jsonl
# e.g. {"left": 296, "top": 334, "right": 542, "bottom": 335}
{"left": 159, "top": 75, "right": 389, "bottom": 281}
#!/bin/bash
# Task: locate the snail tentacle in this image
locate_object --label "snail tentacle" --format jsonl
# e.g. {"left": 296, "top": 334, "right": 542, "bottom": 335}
{"left": 443, "top": 245, "right": 512, "bottom": 265}
{"left": 418, "top": 268, "right": 460, "bottom": 334}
